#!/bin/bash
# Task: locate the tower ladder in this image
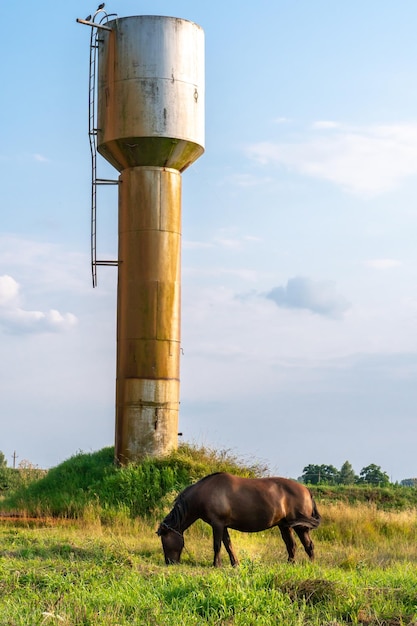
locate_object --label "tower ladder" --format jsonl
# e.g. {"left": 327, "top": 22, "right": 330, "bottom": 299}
{"left": 88, "top": 11, "right": 118, "bottom": 287}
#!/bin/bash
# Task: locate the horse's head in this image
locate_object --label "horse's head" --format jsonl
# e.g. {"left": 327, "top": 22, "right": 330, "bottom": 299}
{"left": 157, "top": 522, "right": 184, "bottom": 564}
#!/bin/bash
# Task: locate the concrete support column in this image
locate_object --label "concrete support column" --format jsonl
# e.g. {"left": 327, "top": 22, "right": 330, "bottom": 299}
{"left": 115, "top": 166, "right": 181, "bottom": 464}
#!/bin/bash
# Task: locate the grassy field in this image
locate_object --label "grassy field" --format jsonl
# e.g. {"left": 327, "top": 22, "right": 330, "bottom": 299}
{"left": 2, "top": 447, "right": 417, "bottom": 625}
{"left": 1, "top": 503, "right": 417, "bottom": 625}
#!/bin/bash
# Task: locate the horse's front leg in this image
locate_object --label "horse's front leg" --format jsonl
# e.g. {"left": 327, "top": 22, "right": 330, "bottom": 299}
{"left": 222, "top": 528, "right": 239, "bottom": 567}
{"left": 211, "top": 525, "right": 223, "bottom": 567}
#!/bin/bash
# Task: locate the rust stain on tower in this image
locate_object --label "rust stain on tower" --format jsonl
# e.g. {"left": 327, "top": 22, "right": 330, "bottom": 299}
{"left": 86, "top": 14, "right": 204, "bottom": 464}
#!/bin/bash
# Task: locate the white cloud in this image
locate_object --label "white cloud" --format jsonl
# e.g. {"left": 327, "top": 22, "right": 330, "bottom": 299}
{"left": 0, "top": 275, "right": 20, "bottom": 306}
{"left": 247, "top": 122, "right": 417, "bottom": 196}
{"left": 183, "top": 240, "right": 214, "bottom": 250}
{"left": 184, "top": 230, "right": 261, "bottom": 252}
{"left": 183, "top": 277, "right": 417, "bottom": 375}
{"left": 265, "top": 276, "right": 350, "bottom": 318}
{"left": 33, "top": 153, "right": 49, "bottom": 162}
{"left": 0, "top": 274, "right": 78, "bottom": 334}
{"left": 243, "top": 235, "right": 262, "bottom": 243}
{"left": 365, "top": 259, "right": 402, "bottom": 270}
{"left": 274, "top": 117, "right": 292, "bottom": 125}
{"left": 311, "top": 120, "right": 341, "bottom": 130}
{"left": 184, "top": 266, "right": 259, "bottom": 282}
{"left": 229, "top": 173, "right": 273, "bottom": 187}
{"left": 214, "top": 237, "right": 242, "bottom": 249}
{"left": 0, "top": 235, "right": 90, "bottom": 295}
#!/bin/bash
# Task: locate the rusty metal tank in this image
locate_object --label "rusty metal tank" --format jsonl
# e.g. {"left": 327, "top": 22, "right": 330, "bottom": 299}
{"left": 97, "top": 15, "right": 205, "bottom": 171}
{"left": 96, "top": 15, "right": 205, "bottom": 464}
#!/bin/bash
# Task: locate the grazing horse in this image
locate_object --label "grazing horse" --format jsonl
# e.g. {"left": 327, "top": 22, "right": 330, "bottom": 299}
{"left": 157, "top": 472, "right": 321, "bottom": 567}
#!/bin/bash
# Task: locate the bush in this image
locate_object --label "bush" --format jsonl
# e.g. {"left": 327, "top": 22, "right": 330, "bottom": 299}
{"left": 0, "top": 467, "right": 22, "bottom": 492}
{"left": 310, "top": 483, "right": 417, "bottom": 510}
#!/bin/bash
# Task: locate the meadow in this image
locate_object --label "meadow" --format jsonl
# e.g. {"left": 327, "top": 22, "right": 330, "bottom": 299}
{"left": 1, "top": 447, "right": 417, "bottom": 625}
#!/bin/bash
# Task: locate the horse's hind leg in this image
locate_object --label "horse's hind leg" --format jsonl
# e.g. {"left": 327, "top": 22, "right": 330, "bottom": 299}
{"left": 294, "top": 527, "right": 315, "bottom": 561}
{"left": 279, "top": 526, "right": 296, "bottom": 562}
{"left": 222, "top": 528, "right": 239, "bottom": 567}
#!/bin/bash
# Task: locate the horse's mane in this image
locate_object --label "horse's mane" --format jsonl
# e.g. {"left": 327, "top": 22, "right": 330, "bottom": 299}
{"left": 162, "top": 473, "right": 223, "bottom": 530}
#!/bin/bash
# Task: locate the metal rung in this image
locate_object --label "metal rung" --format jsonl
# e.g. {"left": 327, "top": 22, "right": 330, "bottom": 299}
{"left": 96, "top": 178, "right": 119, "bottom": 185}
{"left": 96, "top": 260, "right": 119, "bottom": 266}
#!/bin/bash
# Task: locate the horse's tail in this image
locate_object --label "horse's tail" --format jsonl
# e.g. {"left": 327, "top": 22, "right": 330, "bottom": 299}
{"left": 284, "top": 494, "right": 321, "bottom": 530}
{"left": 286, "top": 515, "right": 321, "bottom": 530}
{"left": 310, "top": 495, "right": 321, "bottom": 528}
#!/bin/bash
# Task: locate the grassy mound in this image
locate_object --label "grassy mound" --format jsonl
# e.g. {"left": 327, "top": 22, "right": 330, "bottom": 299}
{"left": 1, "top": 444, "right": 266, "bottom": 519}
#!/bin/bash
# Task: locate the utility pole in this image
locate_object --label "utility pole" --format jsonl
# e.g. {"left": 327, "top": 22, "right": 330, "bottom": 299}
{"left": 12, "top": 451, "right": 18, "bottom": 469}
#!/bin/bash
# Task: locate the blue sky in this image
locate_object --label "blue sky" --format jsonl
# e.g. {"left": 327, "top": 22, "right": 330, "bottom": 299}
{"left": 1, "top": 1, "right": 417, "bottom": 481}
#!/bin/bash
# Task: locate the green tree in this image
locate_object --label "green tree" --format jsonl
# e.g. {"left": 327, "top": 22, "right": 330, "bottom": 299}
{"left": 358, "top": 464, "right": 390, "bottom": 486}
{"left": 0, "top": 450, "right": 12, "bottom": 491}
{"left": 301, "top": 464, "right": 339, "bottom": 485}
{"left": 401, "top": 478, "right": 417, "bottom": 487}
{"left": 338, "top": 461, "right": 357, "bottom": 485}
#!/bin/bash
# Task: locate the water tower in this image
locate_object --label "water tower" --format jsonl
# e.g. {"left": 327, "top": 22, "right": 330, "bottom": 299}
{"left": 77, "top": 8, "right": 205, "bottom": 464}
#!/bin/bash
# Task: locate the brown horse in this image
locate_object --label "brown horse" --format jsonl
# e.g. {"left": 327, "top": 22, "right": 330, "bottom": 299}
{"left": 157, "top": 472, "right": 321, "bottom": 567}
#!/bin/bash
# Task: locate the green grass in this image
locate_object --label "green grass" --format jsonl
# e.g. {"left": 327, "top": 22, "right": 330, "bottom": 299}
{"left": 1, "top": 514, "right": 417, "bottom": 625}
{"left": 2, "top": 446, "right": 417, "bottom": 624}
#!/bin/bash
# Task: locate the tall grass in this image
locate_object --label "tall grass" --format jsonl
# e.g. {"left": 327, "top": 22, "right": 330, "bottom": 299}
{"left": 315, "top": 502, "right": 417, "bottom": 570}
{"left": 1, "top": 510, "right": 417, "bottom": 625}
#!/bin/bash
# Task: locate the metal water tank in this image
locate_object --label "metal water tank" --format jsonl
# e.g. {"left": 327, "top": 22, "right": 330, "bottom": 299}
{"left": 97, "top": 15, "right": 205, "bottom": 171}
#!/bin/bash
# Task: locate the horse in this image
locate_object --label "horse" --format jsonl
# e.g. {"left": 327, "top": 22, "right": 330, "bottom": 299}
{"left": 157, "top": 472, "right": 321, "bottom": 567}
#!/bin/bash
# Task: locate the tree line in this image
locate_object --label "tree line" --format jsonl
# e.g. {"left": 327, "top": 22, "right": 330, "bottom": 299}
{"left": 0, "top": 451, "right": 46, "bottom": 492}
{"left": 300, "top": 461, "right": 391, "bottom": 486}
